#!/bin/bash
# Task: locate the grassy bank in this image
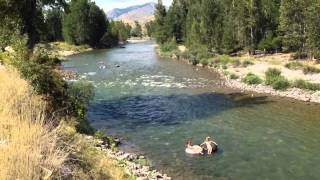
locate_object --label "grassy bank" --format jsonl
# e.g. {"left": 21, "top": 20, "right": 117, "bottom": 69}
{"left": 157, "top": 44, "right": 320, "bottom": 103}
{"left": 0, "top": 67, "right": 131, "bottom": 179}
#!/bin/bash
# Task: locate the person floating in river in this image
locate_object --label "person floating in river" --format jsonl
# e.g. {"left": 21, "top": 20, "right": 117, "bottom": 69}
{"left": 185, "top": 140, "right": 203, "bottom": 155}
{"left": 200, "top": 136, "right": 218, "bottom": 155}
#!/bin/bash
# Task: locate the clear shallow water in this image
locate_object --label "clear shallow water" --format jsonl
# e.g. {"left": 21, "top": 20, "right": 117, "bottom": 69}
{"left": 64, "top": 41, "right": 320, "bottom": 180}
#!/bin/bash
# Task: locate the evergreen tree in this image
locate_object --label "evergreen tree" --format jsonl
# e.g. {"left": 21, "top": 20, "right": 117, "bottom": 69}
{"left": 279, "top": 0, "right": 307, "bottom": 54}
{"left": 306, "top": 0, "right": 320, "bottom": 59}
{"left": 45, "top": 8, "right": 64, "bottom": 42}
{"left": 154, "top": 0, "right": 169, "bottom": 44}
{"left": 63, "top": 0, "right": 107, "bottom": 47}
{"left": 131, "top": 21, "right": 143, "bottom": 37}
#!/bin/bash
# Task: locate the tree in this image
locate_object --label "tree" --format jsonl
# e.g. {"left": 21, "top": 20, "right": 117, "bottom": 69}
{"left": 154, "top": 0, "right": 169, "bottom": 44}
{"left": 63, "top": 0, "right": 107, "bottom": 47}
{"left": 166, "top": 0, "right": 188, "bottom": 42}
{"left": 45, "top": 8, "right": 64, "bottom": 42}
{"left": 0, "top": 0, "right": 67, "bottom": 49}
{"left": 88, "top": 3, "right": 107, "bottom": 46}
{"left": 145, "top": 21, "right": 156, "bottom": 37}
{"left": 110, "top": 21, "right": 132, "bottom": 42}
{"left": 306, "top": 0, "right": 320, "bottom": 59}
{"left": 278, "top": 0, "right": 307, "bottom": 54}
{"left": 131, "top": 21, "right": 143, "bottom": 37}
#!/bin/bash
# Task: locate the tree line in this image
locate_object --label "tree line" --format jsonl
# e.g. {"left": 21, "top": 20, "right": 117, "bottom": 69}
{"left": 150, "top": 0, "right": 320, "bottom": 59}
{"left": 0, "top": 0, "right": 134, "bottom": 50}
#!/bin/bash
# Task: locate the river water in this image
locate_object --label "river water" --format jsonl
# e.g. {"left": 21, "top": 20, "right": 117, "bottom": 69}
{"left": 64, "top": 41, "right": 320, "bottom": 180}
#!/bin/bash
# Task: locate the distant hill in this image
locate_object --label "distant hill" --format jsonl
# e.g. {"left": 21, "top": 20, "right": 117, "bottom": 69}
{"left": 106, "top": 2, "right": 156, "bottom": 26}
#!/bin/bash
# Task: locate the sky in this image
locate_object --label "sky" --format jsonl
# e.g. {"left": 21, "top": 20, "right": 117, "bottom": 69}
{"left": 94, "top": 0, "right": 173, "bottom": 12}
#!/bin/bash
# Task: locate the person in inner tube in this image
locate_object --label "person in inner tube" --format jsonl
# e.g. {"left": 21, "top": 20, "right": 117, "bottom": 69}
{"left": 200, "top": 136, "right": 218, "bottom": 155}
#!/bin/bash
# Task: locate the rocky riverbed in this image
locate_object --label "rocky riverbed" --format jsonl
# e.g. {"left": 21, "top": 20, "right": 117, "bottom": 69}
{"left": 85, "top": 135, "right": 171, "bottom": 180}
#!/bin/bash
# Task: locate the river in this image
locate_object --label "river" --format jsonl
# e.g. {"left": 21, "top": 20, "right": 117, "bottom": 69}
{"left": 64, "top": 41, "right": 320, "bottom": 180}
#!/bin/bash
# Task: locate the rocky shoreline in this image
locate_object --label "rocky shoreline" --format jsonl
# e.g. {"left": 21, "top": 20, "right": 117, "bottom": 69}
{"left": 216, "top": 68, "right": 320, "bottom": 103}
{"left": 85, "top": 135, "right": 171, "bottom": 180}
{"left": 162, "top": 51, "right": 320, "bottom": 104}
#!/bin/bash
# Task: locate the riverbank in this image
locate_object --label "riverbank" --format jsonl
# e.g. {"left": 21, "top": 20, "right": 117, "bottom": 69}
{"left": 157, "top": 46, "right": 320, "bottom": 103}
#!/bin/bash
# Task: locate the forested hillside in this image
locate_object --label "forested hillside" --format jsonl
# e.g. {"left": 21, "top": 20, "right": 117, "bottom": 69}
{"left": 150, "top": 0, "right": 320, "bottom": 60}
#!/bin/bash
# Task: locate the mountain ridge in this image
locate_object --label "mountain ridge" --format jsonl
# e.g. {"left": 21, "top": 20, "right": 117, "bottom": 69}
{"left": 106, "top": 2, "right": 156, "bottom": 26}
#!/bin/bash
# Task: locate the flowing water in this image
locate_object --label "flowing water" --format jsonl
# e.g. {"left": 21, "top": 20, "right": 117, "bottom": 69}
{"left": 64, "top": 41, "right": 320, "bottom": 180}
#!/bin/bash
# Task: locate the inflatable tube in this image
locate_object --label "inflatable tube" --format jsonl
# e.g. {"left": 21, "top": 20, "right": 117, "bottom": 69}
{"left": 201, "top": 142, "right": 218, "bottom": 153}
{"left": 185, "top": 145, "right": 203, "bottom": 155}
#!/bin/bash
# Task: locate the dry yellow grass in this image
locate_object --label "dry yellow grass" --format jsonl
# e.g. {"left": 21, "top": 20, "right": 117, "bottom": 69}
{"left": 0, "top": 68, "right": 67, "bottom": 180}
{"left": 57, "top": 122, "right": 132, "bottom": 180}
{"left": 0, "top": 68, "right": 131, "bottom": 180}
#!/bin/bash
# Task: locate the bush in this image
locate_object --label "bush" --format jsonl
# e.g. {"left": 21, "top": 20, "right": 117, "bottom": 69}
{"left": 242, "top": 73, "right": 263, "bottom": 85}
{"left": 292, "top": 51, "right": 308, "bottom": 59}
{"left": 189, "top": 54, "right": 199, "bottom": 65}
{"left": 272, "top": 77, "right": 290, "bottom": 90}
{"left": 230, "top": 74, "right": 239, "bottom": 80}
{"left": 303, "top": 66, "right": 320, "bottom": 74}
{"left": 217, "top": 54, "right": 232, "bottom": 65}
{"left": 160, "top": 39, "right": 177, "bottom": 52}
{"left": 222, "top": 65, "right": 228, "bottom": 69}
{"left": 200, "top": 58, "right": 209, "bottom": 66}
{"left": 285, "top": 62, "right": 303, "bottom": 70}
{"left": 242, "top": 60, "right": 254, "bottom": 67}
{"left": 265, "top": 68, "right": 282, "bottom": 85}
{"left": 293, "top": 79, "right": 320, "bottom": 91}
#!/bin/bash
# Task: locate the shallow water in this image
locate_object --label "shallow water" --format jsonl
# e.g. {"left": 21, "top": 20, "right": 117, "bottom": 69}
{"left": 64, "top": 41, "right": 320, "bottom": 180}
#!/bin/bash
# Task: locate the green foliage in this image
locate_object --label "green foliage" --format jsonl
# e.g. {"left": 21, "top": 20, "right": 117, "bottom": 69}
{"left": 242, "top": 73, "right": 263, "bottom": 85}
{"left": 293, "top": 79, "right": 320, "bottom": 91}
{"left": 217, "top": 55, "right": 232, "bottom": 65}
{"left": 200, "top": 59, "right": 209, "bottom": 66}
{"left": 63, "top": 0, "right": 107, "bottom": 47}
{"left": 271, "top": 77, "right": 290, "bottom": 90}
{"left": 230, "top": 74, "right": 239, "bottom": 80}
{"left": 265, "top": 68, "right": 282, "bottom": 85}
{"left": 242, "top": 60, "right": 255, "bottom": 67}
{"left": 303, "top": 66, "right": 320, "bottom": 74}
{"left": 285, "top": 62, "right": 303, "bottom": 70}
{"left": 131, "top": 21, "right": 143, "bottom": 37}
{"left": 258, "top": 32, "right": 282, "bottom": 53}
{"left": 292, "top": 51, "right": 308, "bottom": 59}
{"left": 110, "top": 21, "right": 131, "bottom": 42}
{"left": 145, "top": 21, "right": 156, "bottom": 37}
{"left": 265, "top": 68, "right": 290, "bottom": 90}
{"left": 154, "top": 0, "right": 169, "bottom": 44}
{"left": 45, "top": 8, "right": 64, "bottom": 42}
{"left": 160, "top": 39, "right": 177, "bottom": 52}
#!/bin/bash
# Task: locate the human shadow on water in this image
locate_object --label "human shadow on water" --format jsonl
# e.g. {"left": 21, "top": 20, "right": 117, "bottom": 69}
{"left": 87, "top": 92, "right": 272, "bottom": 130}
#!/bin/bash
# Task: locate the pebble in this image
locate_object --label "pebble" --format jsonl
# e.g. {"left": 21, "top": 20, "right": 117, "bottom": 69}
{"left": 89, "top": 137, "right": 171, "bottom": 180}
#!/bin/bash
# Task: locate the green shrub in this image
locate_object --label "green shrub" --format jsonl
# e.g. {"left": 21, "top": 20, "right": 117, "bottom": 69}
{"left": 222, "top": 65, "right": 228, "bottom": 69}
{"left": 272, "top": 77, "right": 290, "bottom": 90}
{"left": 265, "top": 68, "right": 282, "bottom": 85}
{"left": 242, "top": 60, "right": 254, "bottom": 67}
{"left": 242, "top": 73, "right": 263, "bottom": 85}
{"left": 217, "top": 54, "right": 232, "bottom": 65}
{"left": 160, "top": 39, "right": 177, "bottom": 52}
{"left": 230, "top": 74, "right": 239, "bottom": 80}
{"left": 189, "top": 54, "right": 199, "bottom": 65}
{"left": 293, "top": 79, "right": 320, "bottom": 91}
{"left": 200, "top": 58, "right": 209, "bottom": 66}
{"left": 285, "top": 62, "right": 303, "bottom": 70}
{"left": 303, "top": 66, "right": 320, "bottom": 74}
{"left": 292, "top": 51, "right": 308, "bottom": 60}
